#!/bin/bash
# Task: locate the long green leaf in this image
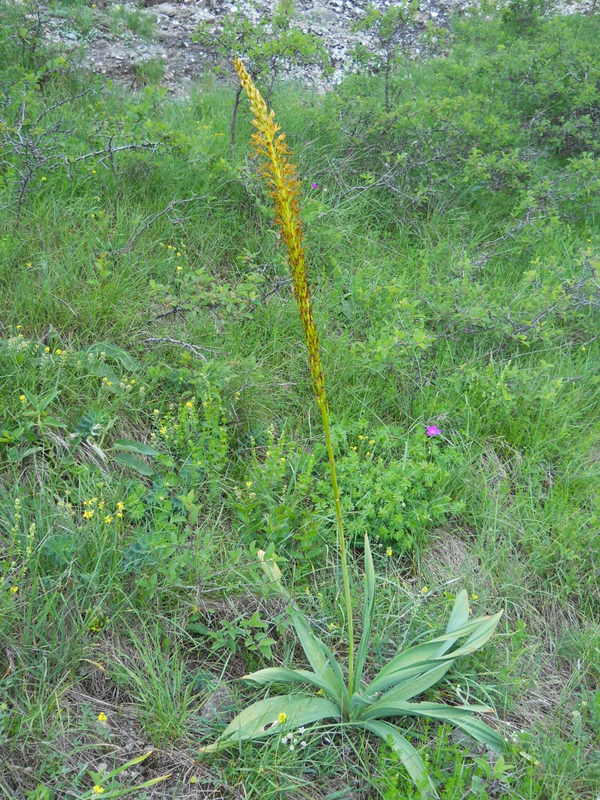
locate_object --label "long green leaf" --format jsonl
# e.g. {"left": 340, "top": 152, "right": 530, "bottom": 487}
{"left": 356, "top": 720, "right": 437, "bottom": 799}
{"left": 372, "top": 661, "right": 453, "bottom": 706}
{"left": 114, "top": 452, "right": 155, "bottom": 476}
{"left": 436, "top": 612, "right": 503, "bottom": 662}
{"left": 243, "top": 667, "right": 342, "bottom": 704}
{"left": 445, "top": 590, "right": 469, "bottom": 636}
{"left": 198, "top": 694, "right": 339, "bottom": 753}
{"left": 360, "top": 699, "right": 505, "bottom": 752}
{"left": 353, "top": 534, "right": 375, "bottom": 693}
{"left": 289, "top": 607, "right": 349, "bottom": 707}
{"left": 367, "top": 612, "right": 502, "bottom": 694}
{"left": 113, "top": 438, "right": 160, "bottom": 457}
{"left": 85, "top": 342, "right": 139, "bottom": 371}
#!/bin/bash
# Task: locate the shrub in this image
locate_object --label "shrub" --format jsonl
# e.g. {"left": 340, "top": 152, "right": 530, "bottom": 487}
{"left": 314, "top": 424, "right": 464, "bottom": 556}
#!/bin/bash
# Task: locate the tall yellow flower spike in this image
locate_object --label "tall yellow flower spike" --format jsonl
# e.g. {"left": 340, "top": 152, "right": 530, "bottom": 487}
{"left": 233, "top": 58, "right": 355, "bottom": 687}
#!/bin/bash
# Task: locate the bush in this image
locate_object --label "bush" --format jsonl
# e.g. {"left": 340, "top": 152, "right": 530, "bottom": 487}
{"left": 314, "top": 423, "right": 464, "bottom": 557}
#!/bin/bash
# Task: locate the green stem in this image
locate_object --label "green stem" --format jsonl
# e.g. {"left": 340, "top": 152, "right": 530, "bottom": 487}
{"left": 320, "top": 402, "right": 354, "bottom": 693}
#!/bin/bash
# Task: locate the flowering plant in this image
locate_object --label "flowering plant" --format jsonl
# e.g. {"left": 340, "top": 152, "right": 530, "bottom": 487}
{"left": 199, "top": 59, "right": 504, "bottom": 798}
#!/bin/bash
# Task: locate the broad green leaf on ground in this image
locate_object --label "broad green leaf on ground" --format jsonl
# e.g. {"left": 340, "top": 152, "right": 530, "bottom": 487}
{"left": 113, "top": 438, "right": 161, "bottom": 456}
{"left": 114, "top": 452, "right": 155, "bottom": 476}
{"left": 360, "top": 699, "right": 505, "bottom": 752}
{"left": 243, "top": 666, "right": 340, "bottom": 699}
{"left": 85, "top": 342, "right": 140, "bottom": 371}
{"left": 198, "top": 694, "right": 340, "bottom": 752}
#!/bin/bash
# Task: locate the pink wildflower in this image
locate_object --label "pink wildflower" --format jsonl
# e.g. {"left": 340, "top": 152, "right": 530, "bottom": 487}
{"left": 310, "top": 182, "right": 319, "bottom": 189}
{"left": 425, "top": 425, "right": 442, "bottom": 437}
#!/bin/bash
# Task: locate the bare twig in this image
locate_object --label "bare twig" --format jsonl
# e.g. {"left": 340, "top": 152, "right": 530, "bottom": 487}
{"left": 142, "top": 337, "right": 216, "bottom": 359}
{"left": 153, "top": 305, "right": 189, "bottom": 320}
{"left": 67, "top": 140, "right": 159, "bottom": 168}
{"left": 35, "top": 89, "right": 95, "bottom": 124}
{"left": 261, "top": 276, "right": 291, "bottom": 301}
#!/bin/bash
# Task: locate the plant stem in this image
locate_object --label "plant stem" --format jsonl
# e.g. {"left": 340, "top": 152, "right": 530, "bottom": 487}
{"left": 321, "top": 402, "right": 355, "bottom": 692}
{"left": 232, "top": 58, "right": 355, "bottom": 691}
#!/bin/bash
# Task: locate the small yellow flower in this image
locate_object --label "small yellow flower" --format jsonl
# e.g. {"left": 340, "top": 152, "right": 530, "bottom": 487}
{"left": 40, "top": 176, "right": 47, "bottom": 182}
{"left": 116, "top": 502, "right": 125, "bottom": 511}
{"left": 176, "top": 265, "right": 183, "bottom": 272}
{"left": 277, "top": 712, "right": 287, "bottom": 724}
{"left": 471, "top": 593, "right": 479, "bottom": 601}
{"left": 9, "top": 585, "right": 19, "bottom": 594}
{"left": 44, "top": 346, "right": 50, "bottom": 353}
{"left": 92, "top": 787, "right": 105, "bottom": 795}
{"left": 97, "top": 711, "right": 108, "bottom": 722}
{"left": 19, "top": 394, "right": 26, "bottom": 403}
{"left": 185, "top": 400, "right": 194, "bottom": 408}
{"left": 103, "top": 515, "right": 113, "bottom": 524}
{"left": 245, "top": 481, "right": 253, "bottom": 488}
{"left": 385, "top": 547, "right": 393, "bottom": 557}
{"left": 420, "top": 586, "right": 429, "bottom": 594}
{"left": 16, "top": 324, "right": 22, "bottom": 329}
{"left": 83, "top": 510, "right": 95, "bottom": 520}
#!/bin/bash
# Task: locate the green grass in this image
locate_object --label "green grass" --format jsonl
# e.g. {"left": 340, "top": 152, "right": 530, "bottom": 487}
{"left": 1, "top": 2, "right": 599, "bottom": 797}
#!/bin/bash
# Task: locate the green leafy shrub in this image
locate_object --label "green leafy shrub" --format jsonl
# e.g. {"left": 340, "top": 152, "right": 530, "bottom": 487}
{"left": 314, "top": 424, "right": 464, "bottom": 556}
{"left": 230, "top": 428, "right": 321, "bottom": 561}
{"left": 333, "top": 12, "right": 600, "bottom": 227}
{"left": 194, "top": 0, "right": 331, "bottom": 142}
{"left": 188, "top": 609, "right": 279, "bottom": 667}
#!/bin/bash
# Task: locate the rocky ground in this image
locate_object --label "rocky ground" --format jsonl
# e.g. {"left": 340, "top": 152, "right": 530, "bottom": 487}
{"left": 40, "top": 0, "right": 477, "bottom": 94}
{"left": 39, "top": 0, "right": 592, "bottom": 94}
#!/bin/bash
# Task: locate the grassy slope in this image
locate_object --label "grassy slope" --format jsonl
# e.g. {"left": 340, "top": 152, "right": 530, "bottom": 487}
{"left": 0, "top": 4, "right": 599, "bottom": 798}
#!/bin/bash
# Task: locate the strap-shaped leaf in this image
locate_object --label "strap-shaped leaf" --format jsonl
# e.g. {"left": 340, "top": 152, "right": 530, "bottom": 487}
{"left": 356, "top": 720, "right": 437, "bottom": 799}
{"left": 445, "top": 590, "right": 469, "bottom": 636}
{"left": 359, "top": 699, "right": 505, "bottom": 753}
{"left": 435, "top": 612, "right": 502, "bottom": 662}
{"left": 367, "top": 612, "right": 502, "bottom": 694}
{"left": 289, "top": 607, "right": 349, "bottom": 708}
{"left": 370, "top": 661, "right": 453, "bottom": 707}
{"left": 198, "top": 694, "right": 339, "bottom": 753}
{"left": 353, "top": 534, "right": 376, "bottom": 692}
{"left": 243, "top": 667, "right": 342, "bottom": 705}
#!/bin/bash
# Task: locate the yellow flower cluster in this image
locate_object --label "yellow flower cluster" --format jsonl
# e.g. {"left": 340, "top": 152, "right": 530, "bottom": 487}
{"left": 233, "top": 58, "right": 327, "bottom": 419}
{"left": 81, "top": 498, "right": 124, "bottom": 522}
